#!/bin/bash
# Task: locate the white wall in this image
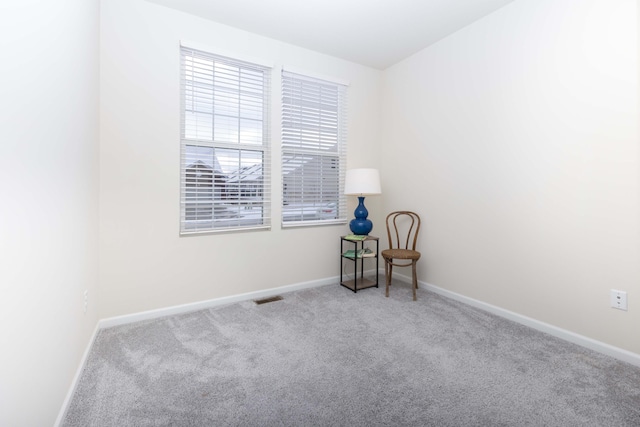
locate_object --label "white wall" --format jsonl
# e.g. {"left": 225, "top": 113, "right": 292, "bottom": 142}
{"left": 382, "top": 0, "right": 640, "bottom": 354}
{"left": 99, "top": 0, "right": 382, "bottom": 318}
{"left": 0, "top": 0, "right": 100, "bottom": 425}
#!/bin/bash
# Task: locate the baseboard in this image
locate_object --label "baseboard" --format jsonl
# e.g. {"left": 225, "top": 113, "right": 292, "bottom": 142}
{"left": 99, "top": 275, "right": 338, "bottom": 329}
{"left": 54, "top": 323, "right": 101, "bottom": 427}
{"left": 386, "top": 270, "right": 640, "bottom": 368}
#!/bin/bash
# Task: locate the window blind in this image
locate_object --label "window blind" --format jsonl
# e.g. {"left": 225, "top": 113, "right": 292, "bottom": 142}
{"left": 180, "top": 47, "right": 271, "bottom": 234}
{"left": 281, "top": 70, "right": 347, "bottom": 226}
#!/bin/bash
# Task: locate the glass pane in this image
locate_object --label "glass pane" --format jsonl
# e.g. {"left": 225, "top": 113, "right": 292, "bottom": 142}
{"left": 185, "top": 111, "right": 212, "bottom": 140}
{"left": 240, "top": 92, "right": 263, "bottom": 120}
{"left": 214, "top": 63, "right": 239, "bottom": 90}
{"left": 184, "top": 146, "right": 216, "bottom": 221}
{"left": 282, "top": 153, "right": 339, "bottom": 222}
{"left": 214, "top": 90, "right": 239, "bottom": 116}
{"left": 214, "top": 114, "right": 238, "bottom": 143}
{"left": 183, "top": 145, "right": 264, "bottom": 228}
{"left": 239, "top": 119, "right": 263, "bottom": 145}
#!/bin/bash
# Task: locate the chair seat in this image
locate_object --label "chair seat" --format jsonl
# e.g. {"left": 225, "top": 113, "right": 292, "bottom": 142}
{"left": 382, "top": 248, "right": 421, "bottom": 261}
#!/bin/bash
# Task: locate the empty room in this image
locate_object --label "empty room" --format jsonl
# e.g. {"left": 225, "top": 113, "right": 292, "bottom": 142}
{"left": 2, "top": 0, "right": 640, "bottom": 425}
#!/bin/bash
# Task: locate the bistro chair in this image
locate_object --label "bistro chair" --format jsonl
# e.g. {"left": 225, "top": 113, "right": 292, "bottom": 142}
{"left": 382, "top": 211, "right": 421, "bottom": 301}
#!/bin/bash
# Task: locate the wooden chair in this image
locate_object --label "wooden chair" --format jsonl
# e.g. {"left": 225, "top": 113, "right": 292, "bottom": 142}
{"left": 382, "top": 211, "right": 421, "bottom": 301}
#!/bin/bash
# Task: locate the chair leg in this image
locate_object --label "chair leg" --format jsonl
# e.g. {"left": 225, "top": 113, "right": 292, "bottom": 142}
{"left": 385, "top": 260, "right": 392, "bottom": 297}
{"left": 412, "top": 261, "right": 417, "bottom": 301}
{"left": 384, "top": 259, "right": 389, "bottom": 297}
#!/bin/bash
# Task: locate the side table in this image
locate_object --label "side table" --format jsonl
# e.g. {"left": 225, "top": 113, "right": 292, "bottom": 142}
{"left": 340, "top": 235, "right": 379, "bottom": 292}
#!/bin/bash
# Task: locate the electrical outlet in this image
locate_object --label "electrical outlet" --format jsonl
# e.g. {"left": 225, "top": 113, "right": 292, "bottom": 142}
{"left": 83, "top": 290, "right": 88, "bottom": 314}
{"left": 610, "top": 289, "right": 628, "bottom": 311}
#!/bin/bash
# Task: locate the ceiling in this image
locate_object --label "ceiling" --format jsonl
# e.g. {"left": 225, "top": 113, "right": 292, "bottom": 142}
{"left": 146, "top": 0, "right": 516, "bottom": 70}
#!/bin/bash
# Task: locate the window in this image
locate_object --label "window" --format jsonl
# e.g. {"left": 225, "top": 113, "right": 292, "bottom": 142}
{"left": 281, "top": 70, "right": 348, "bottom": 226}
{"left": 180, "top": 45, "right": 271, "bottom": 234}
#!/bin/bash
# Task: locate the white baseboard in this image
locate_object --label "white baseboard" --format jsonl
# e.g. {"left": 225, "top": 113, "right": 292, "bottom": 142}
{"left": 54, "top": 323, "right": 101, "bottom": 427}
{"left": 99, "top": 275, "right": 338, "bottom": 329}
{"left": 386, "top": 269, "right": 640, "bottom": 368}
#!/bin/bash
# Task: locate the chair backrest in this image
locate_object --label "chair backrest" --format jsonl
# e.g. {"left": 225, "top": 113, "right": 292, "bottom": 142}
{"left": 385, "top": 211, "right": 421, "bottom": 251}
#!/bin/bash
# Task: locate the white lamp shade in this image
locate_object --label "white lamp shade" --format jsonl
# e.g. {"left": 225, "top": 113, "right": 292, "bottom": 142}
{"left": 344, "top": 168, "right": 381, "bottom": 195}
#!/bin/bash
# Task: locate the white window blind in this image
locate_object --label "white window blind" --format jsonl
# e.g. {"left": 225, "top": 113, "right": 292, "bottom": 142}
{"left": 180, "top": 46, "right": 271, "bottom": 234}
{"left": 281, "top": 70, "right": 347, "bottom": 226}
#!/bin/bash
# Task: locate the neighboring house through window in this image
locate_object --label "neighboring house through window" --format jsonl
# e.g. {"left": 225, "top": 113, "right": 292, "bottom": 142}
{"left": 281, "top": 70, "right": 348, "bottom": 226}
{"left": 180, "top": 44, "right": 271, "bottom": 234}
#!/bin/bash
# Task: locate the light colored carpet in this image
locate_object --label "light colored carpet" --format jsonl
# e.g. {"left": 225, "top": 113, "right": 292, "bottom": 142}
{"left": 63, "top": 281, "right": 640, "bottom": 426}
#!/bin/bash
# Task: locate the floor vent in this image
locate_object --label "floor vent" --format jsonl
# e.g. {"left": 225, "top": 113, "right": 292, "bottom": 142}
{"left": 254, "top": 296, "right": 283, "bottom": 305}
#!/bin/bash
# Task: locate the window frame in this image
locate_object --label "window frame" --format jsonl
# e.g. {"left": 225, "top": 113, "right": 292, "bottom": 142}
{"left": 280, "top": 69, "right": 348, "bottom": 228}
{"left": 180, "top": 44, "right": 272, "bottom": 235}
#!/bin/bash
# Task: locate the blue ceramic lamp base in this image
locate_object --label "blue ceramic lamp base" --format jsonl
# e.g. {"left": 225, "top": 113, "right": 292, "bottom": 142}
{"left": 349, "top": 196, "right": 373, "bottom": 235}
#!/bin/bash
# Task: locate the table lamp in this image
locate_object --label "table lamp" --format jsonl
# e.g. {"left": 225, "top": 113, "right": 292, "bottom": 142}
{"left": 344, "top": 168, "right": 381, "bottom": 235}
